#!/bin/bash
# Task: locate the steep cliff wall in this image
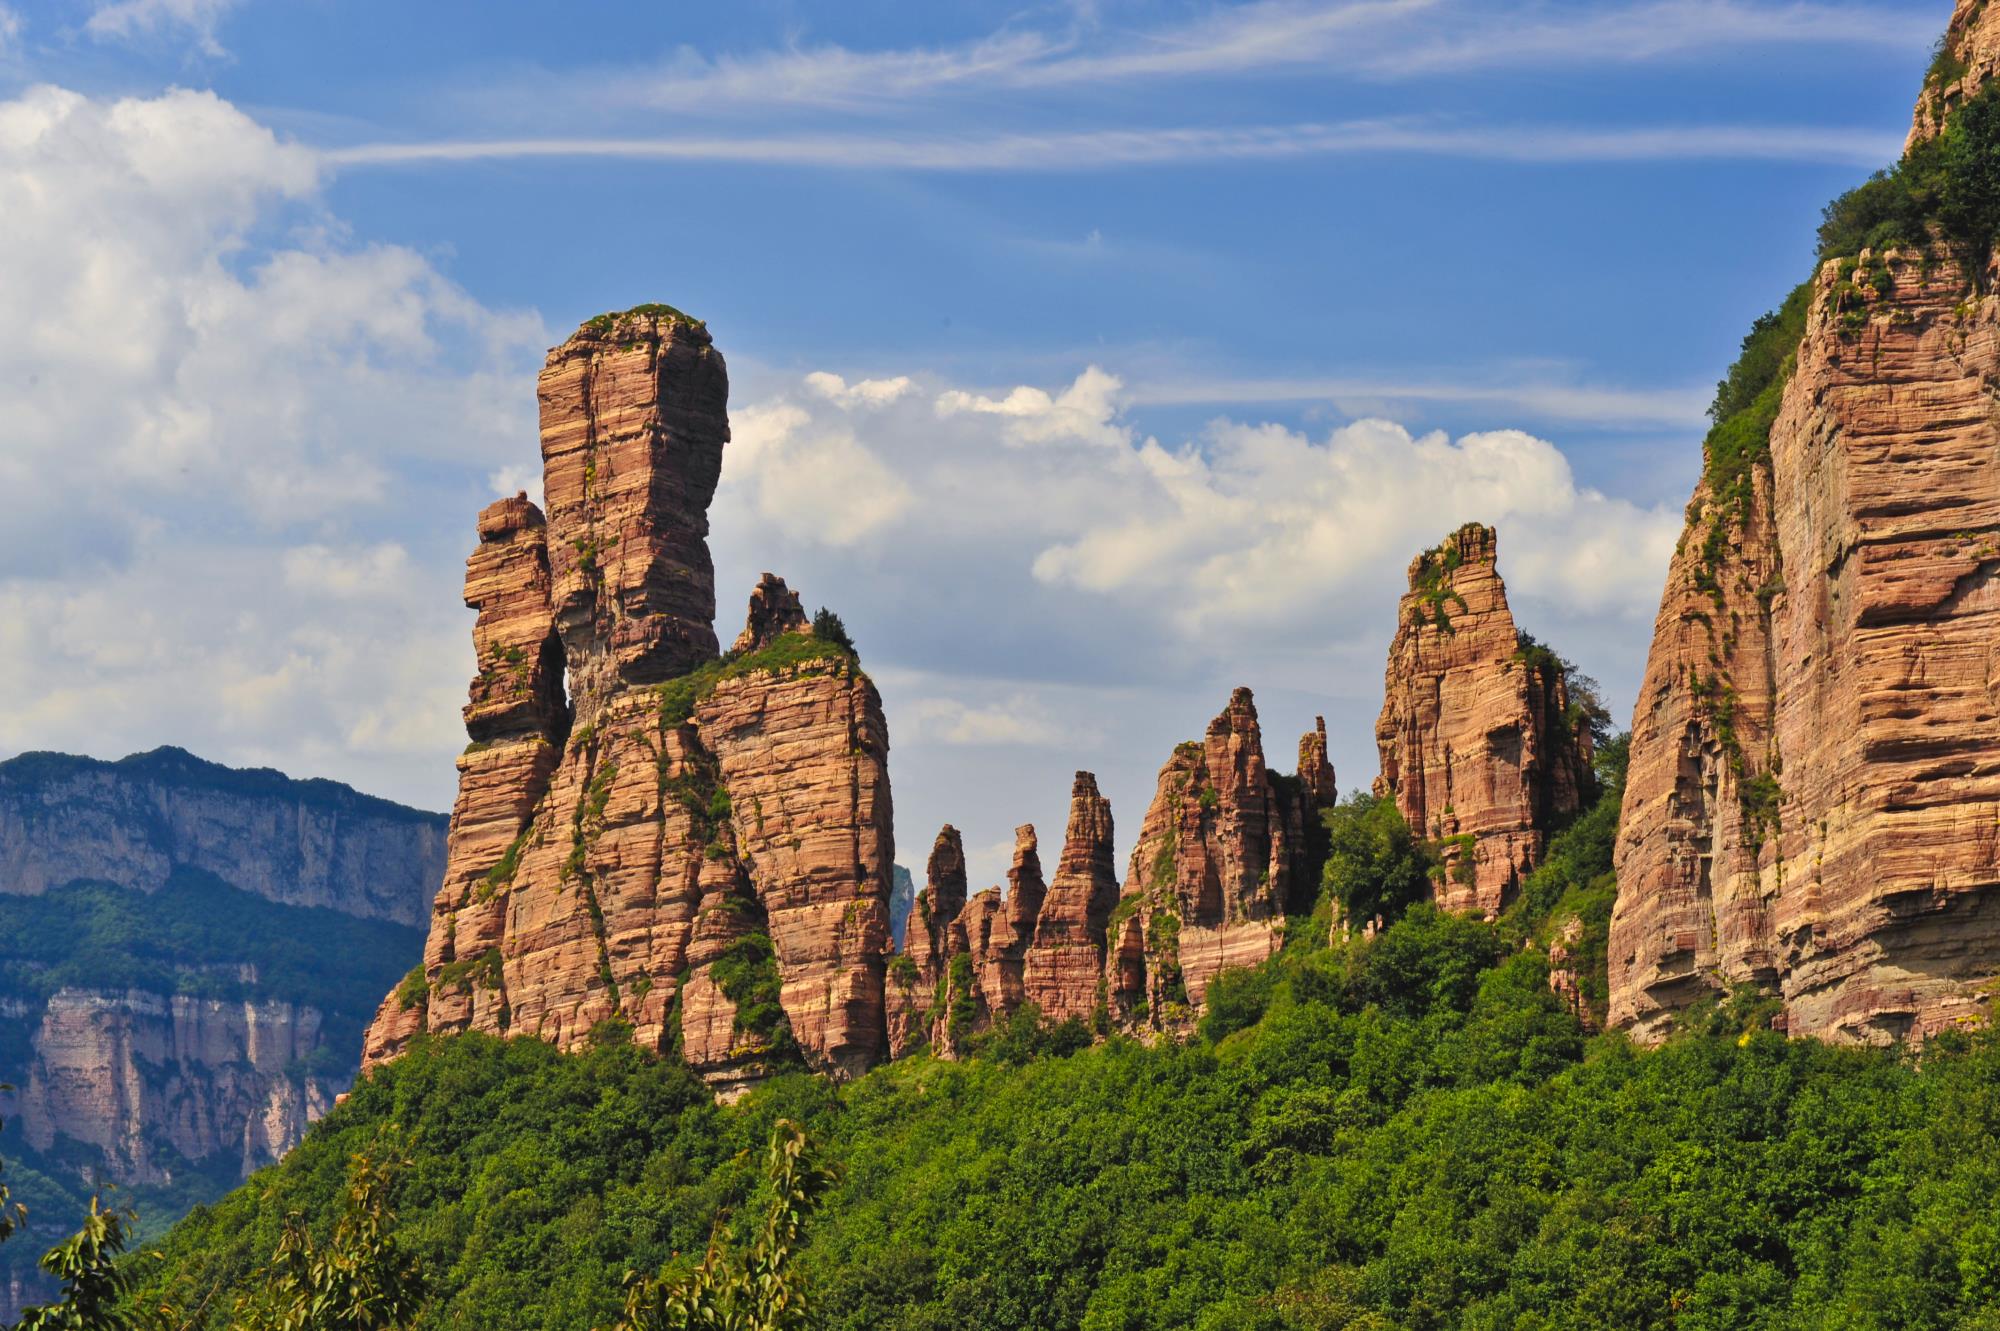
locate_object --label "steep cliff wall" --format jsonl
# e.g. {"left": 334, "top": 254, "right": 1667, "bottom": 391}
{"left": 0, "top": 747, "right": 446, "bottom": 926}
{"left": 1613, "top": 0, "right": 2000, "bottom": 1041}
{"left": 1374, "top": 525, "right": 1594, "bottom": 917}
{"left": 365, "top": 309, "right": 894, "bottom": 1088}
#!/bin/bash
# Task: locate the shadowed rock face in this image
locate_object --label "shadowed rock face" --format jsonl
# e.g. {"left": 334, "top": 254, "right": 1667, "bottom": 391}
{"left": 1614, "top": 0, "right": 2000, "bottom": 1044}
{"left": 1109, "top": 688, "right": 1300, "bottom": 1035}
{"left": 364, "top": 310, "right": 894, "bottom": 1089}
{"left": 885, "top": 827, "right": 967, "bottom": 1058}
{"left": 1373, "top": 524, "right": 1593, "bottom": 918}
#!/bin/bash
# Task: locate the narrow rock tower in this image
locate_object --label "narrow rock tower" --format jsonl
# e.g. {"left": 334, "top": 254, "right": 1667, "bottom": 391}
{"left": 1373, "top": 523, "right": 1593, "bottom": 917}
{"left": 364, "top": 308, "right": 895, "bottom": 1087}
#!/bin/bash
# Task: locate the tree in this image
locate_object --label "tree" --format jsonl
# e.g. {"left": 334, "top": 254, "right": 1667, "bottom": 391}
{"left": 229, "top": 1145, "right": 421, "bottom": 1331}
{"left": 14, "top": 1200, "right": 137, "bottom": 1331}
{"left": 615, "top": 1120, "right": 835, "bottom": 1331}
{"left": 809, "top": 608, "right": 853, "bottom": 655}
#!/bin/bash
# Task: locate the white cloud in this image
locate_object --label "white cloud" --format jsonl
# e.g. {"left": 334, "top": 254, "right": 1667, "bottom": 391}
{"left": 85, "top": 0, "right": 240, "bottom": 56}
{"left": 728, "top": 401, "right": 914, "bottom": 545}
{"left": 906, "top": 695, "right": 1080, "bottom": 748}
{"left": 935, "top": 366, "right": 1129, "bottom": 446}
{"left": 0, "top": 84, "right": 544, "bottom": 809}
{"left": 504, "top": 0, "right": 1924, "bottom": 117}
{"left": 0, "top": 6, "right": 21, "bottom": 51}
{"left": 326, "top": 118, "right": 1903, "bottom": 173}
{"left": 804, "top": 371, "right": 915, "bottom": 408}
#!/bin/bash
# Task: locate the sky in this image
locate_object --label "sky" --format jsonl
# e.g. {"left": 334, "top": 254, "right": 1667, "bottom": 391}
{"left": 0, "top": 0, "right": 1949, "bottom": 887}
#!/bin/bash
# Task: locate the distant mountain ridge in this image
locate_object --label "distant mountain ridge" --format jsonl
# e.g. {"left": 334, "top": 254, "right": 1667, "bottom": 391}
{"left": 0, "top": 744, "right": 447, "bottom": 927}
{"left": 0, "top": 747, "right": 437, "bottom": 1319}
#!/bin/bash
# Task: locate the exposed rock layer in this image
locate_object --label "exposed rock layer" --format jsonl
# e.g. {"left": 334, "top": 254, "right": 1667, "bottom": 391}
{"left": 1374, "top": 525, "right": 1593, "bottom": 917}
{"left": 364, "top": 310, "right": 895, "bottom": 1087}
{"left": 1615, "top": 8, "right": 2000, "bottom": 1042}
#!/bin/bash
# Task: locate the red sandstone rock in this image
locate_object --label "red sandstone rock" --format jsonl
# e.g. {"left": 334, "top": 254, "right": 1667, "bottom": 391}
{"left": 1022, "top": 773, "right": 1119, "bottom": 1028}
{"left": 365, "top": 311, "right": 895, "bottom": 1090}
{"left": 732, "top": 572, "right": 809, "bottom": 655}
{"left": 885, "top": 827, "right": 967, "bottom": 1057}
{"left": 1110, "top": 688, "right": 1292, "bottom": 1034}
{"left": 1909, "top": 0, "right": 2000, "bottom": 152}
{"left": 1373, "top": 524, "right": 1592, "bottom": 917}
{"left": 1613, "top": 236, "right": 2000, "bottom": 1042}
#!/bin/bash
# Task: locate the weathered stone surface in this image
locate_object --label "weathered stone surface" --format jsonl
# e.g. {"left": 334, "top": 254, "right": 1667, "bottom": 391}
{"left": 1110, "top": 688, "right": 1292, "bottom": 1034}
{"left": 1547, "top": 916, "right": 1597, "bottom": 1032}
{"left": 0, "top": 748, "right": 446, "bottom": 926}
{"left": 538, "top": 309, "right": 728, "bottom": 707}
{"left": 365, "top": 311, "right": 895, "bottom": 1089}
{"left": 1909, "top": 0, "right": 2000, "bottom": 152}
{"left": 885, "top": 827, "right": 966, "bottom": 1058}
{"left": 732, "top": 571, "right": 810, "bottom": 654}
{"left": 1023, "top": 774, "right": 1119, "bottom": 1027}
{"left": 12, "top": 991, "right": 328, "bottom": 1185}
{"left": 1374, "top": 524, "right": 1593, "bottom": 917}
{"left": 1613, "top": 235, "right": 2000, "bottom": 1043}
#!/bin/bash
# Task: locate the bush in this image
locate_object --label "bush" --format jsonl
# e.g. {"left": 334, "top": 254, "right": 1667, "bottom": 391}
{"left": 1320, "top": 793, "right": 1435, "bottom": 931}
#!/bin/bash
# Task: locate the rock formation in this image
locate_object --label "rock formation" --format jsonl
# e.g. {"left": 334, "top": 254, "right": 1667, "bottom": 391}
{"left": 884, "top": 828, "right": 968, "bottom": 1057}
{"left": 364, "top": 308, "right": 895, "bottom": 1088}
{"left": 1612, "top": 1, "right": 2000, "bottom": 1043}
{"left": 0, "top": 747, "right": 446, "bottom": 926}
{"left": 1107, "top": 688, "right": 1301, "bottom": 1033}
{"left": 1022, "top": 774, "right": 1119, "bottom": 1027}
{"left": 1373, "top": 524, "right": 1594, "bottom": 917}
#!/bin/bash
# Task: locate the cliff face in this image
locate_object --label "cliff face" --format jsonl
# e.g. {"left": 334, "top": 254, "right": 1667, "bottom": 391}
{"left": 1108, "top": 689, "right": 1305, "bottom": 1034}
{"left": 1613, "top": 0, "right": 2000, "bottom": 1042}
{"left": 1373, "top": 525, "right": 1593, "bottom": 917}
{"left": 365, "top": 309, "right": 894, "bottom": 1088}
{"left": 12, "top": 991, "right": 329, "bottom": 1183}
{"left": 884, "top": 828, "right": 967, "bottom": 1058}
{"left": 0, "top": 748, "right": 447, "bottom": 926}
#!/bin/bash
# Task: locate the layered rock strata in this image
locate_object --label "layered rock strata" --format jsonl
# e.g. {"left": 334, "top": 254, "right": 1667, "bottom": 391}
{"left": 364, "top": 309, "right": 895, "bottom": 1087}
{"left": 1022, "top": 774, "right": 1120, "bottom": 1027}
{"left": 1373, "top": 525, "right": 1593, "bottom": 917}
{"left": 1107, "top": 689, "right": 1301, "bottom": 1033}
{"left": 1614, "top": 1, "right": 2000, "bottom": 1042}
{"left": 884, "top": 828, "right": 967, "bottom": 1058}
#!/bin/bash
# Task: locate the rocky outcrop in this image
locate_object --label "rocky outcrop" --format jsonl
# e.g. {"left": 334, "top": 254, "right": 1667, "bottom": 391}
{"left": 733, "top": 572, "right": 810, "bottom": 654}
{"left": 1373, "top": 525, "right": 1594, "bottom": 917}
{"left": 1613, "top": 14, "right": 2000, "bottom": 1043}
{"left": 11, "top": 991, "right": 331, "bottom": 1184}
{"left": 0, "top": 748, "right": 446, "bottom": 926}
{"left": 1909, "top": 0, "right": 2000, "bottom": 152}
{"left": 884, "top": 828, "right": 967, "bottom": 1058}
{"left": 1023, "top": 774, "right": 1119, "bottom": 1027}
{"left": 1108, "top": 689, "right": 1298, "bottom": 1034}
{"left": 365, "top": 309, "right": 895, "bottom": 1087}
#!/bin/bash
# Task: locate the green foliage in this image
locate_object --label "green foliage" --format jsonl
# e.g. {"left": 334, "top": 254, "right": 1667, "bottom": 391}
{"left": 13, "top": 1198, "right": 136, "bottom": 1331}
{"left": 1409, "top": 532, "right": 1473, "bottom": 633}
{"left": 615, "top": 1120, "right": 834, "bottom": 1331}
{"left": 392, "top": 967, "right": 428, "bottom": 1013}
{"left": 711, "top": 931, "right": 796, "bottom": 1057}
{"left": 583, "top": 303, "right": 704, "bottom": 335}
{"left": 479, "top": 828, "right": 532, "bottom": 901}
{"left": 0, "top": 869, "right": 420, "bottom": 1060}
{"left": 1319, "top": 793, "right": 1435, "bottom": 931}
{"left": 228, "top": 1144, "right": 422, "bottom": 1331}
{"left": 809, "top": 609, "right": 854, "bottom": 656}
{"left": 655, "top": 633, "right": 861, "bottom": 728}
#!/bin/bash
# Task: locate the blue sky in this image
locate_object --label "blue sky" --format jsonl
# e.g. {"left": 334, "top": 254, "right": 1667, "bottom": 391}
{"left": 0, "top": 0, "right": 1949, "bottom": 884}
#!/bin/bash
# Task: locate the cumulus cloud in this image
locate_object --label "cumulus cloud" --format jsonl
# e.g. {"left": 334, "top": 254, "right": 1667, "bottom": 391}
{"left": 804, "top": 371, "right": 915, "bottom": 409}
{"left": 934, "top": 365, "right": 1129, "bottom": 447}
{"left": 905, "top": 695, "right": 1081, "bottom": 748}
{"left": 0, "top": 83, "right": 544, "bottom": 808}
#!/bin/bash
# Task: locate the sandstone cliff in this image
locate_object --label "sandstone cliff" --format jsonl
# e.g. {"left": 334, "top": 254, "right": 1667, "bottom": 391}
{"left": 1374, "top": 525, "right": 1594, "bottom": 917}
{"left": 1613, "top": 2, "right": 2000, "bottom": 1042}
{"left": 365, "top": 309, "right": 894, "bottom": 1088}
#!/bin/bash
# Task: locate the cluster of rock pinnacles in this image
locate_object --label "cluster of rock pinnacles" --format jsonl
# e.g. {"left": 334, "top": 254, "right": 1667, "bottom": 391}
{"left": 359, "top": 308, "right": 1601, "bottom": 1094}
{"left": 369, "top": 17, "right": 2000, "bottom": 1095}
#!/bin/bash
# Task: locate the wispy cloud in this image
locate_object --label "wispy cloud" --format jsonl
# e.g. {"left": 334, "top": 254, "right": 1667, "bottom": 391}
{"left": 1125, "top": 375, "right": 1711, "bottom": 428}
{"left": 326, "top": 118, "right": 1901, "bottom": 173}
{"left": 565, "top": 0, "right": 1928, "bottom": 115}
{"left": 84, "top": 0, "right": 239, "bottom": 57}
